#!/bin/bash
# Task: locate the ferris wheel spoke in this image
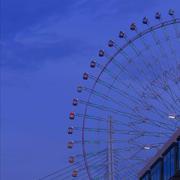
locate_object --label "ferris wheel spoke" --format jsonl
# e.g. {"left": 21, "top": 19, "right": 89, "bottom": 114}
{"left": 75, "top": 113, "right": 145, "bottom": 130}
{"left": 76, "top": 108, "right": 175, "bottom": 133}
{"left": 145, "top": 84, "right": 178, "bottom": 113}
{"left": 115, "top": 160, "right": 140, "bottom": 178}
{"left": 88, "top": 158, "right": 107, "bottom": 169}
{"left": 91, "top": 166, "right": 107, "bottom": 180}
{"left": 82, "top": 97, "right": 176, "bottom": 131}
{"left": 122, "top": 33, "right": 161, "bottom": 81}
{"left": 171, "top": 16, "right": 180, "bottom": 38}
{"left": 149, "top": 25, "right": 168, "bottom": 60}
{"left": 77, "top": 87, "right": 166, "bottom": 122}
{"left": 77, "top": 98, "right": 177, "bottom": 130}
{"left": 79, "top": 86, "right": 136, "bottom": 110}
{"left": 86, "top": 74, "right": 151, "bottom": 107}
{"left": 161, "top": 88, "right": 180, "bottom": 112}
{"left": 39, "top": 157, "right": 89, "bottom": 180}
{"left": 113, "top": 153, "right": 147, "bottom": 164}
{"left": 70, "top": 149, "right": 108, "bottom": 164}
{"left": 161, "top": 26, "right": 178, "bottom": 60}
{"left": 131, "top": 28, "right": 162, "bottom": 72}
{"left": 158, "top": 74, "right": 180, "bottom": 103}
{"left": 112, "top": 45, "right": 152, "bottom": 83}
{"left": 89, "top": 165, "right": 108, "bottom": 174}
{"left": 92, "top": 173, "right": 107, "bottom": 180}
{"left": 96, "top": 77, "right": 154, "bottom": 112}
{"left": 148, "top": 75, "right": 179, "bottom": 109}
{"left": 93, "top": 65, "right": 179, "bottom": 118}
{"left": 74, "top": 126, "right": 171, "bottom": 139}
{"left": 78, "top": 99, "right": 147, "bottom": 121}
{"left": 91, "top": 55, "right": 162, "bottom": 102}
{"left": 109, "top": 58, "right": 159, "bottom": 95}
{"left": 113, "top": 154, "right": 146, "bottom": 172}
{"left": 113, "top": 156, "right": 147, "bottom": 175}
{"left": 156, "top": 19, "right": 177, "bottom": 64}
{"left": 121, "top": 169, "right": 138, "bottom": 180}
{"left": 100, "top": 66, "right": 149, "bottom": 97}
{"left": 138, "top": 118, "right": 176, "bottom": 132}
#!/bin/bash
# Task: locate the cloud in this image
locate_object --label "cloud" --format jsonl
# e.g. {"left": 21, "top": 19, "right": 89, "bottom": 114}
{"left": 1, "top": 0, "right": 179, "bottom": 71}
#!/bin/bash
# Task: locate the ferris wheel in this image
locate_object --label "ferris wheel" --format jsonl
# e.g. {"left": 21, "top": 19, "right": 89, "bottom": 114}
{"left": 66, "top": 9, "right": 180, "bottom": 180}
{"left": 39, "top": 9, "right": 180, "bottom": 180}
{"left": 65, "top": 9, "right": 180, "bottom": 180}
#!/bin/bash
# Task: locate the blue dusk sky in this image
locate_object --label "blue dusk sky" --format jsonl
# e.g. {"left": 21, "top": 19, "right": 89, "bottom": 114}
{"left": 1, "top": 0, "right": 180, "bottom": 180}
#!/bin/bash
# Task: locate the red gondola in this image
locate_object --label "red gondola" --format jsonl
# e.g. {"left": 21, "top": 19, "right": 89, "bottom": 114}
{"left": 72, "top": 170, "right": 78, "bottom": 177}
{"left": 69, "top": 112, "right": 75, "bottom": 120}
{"left": 69, "top": 156, "right": 75, "bottom": 164}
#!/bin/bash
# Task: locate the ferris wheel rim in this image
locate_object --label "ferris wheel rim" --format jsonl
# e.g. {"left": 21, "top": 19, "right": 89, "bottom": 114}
{"left": 81, "top": 18, "right": 180, "bottom": 180}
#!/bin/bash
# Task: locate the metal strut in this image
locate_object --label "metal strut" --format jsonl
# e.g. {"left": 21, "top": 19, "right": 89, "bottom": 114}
{"left": 108, "top": 116, "right": 114, "bottom": 180}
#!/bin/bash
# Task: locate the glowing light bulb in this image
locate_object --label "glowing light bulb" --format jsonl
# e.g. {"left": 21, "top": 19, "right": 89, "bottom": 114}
{"left": 168, "top": 114, "right": 176, "bottom": 119}
{"left": 144, "top": 146, "right": 151, "bottom": 150}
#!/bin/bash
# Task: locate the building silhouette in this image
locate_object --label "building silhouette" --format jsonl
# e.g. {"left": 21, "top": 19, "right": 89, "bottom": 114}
{"left": 139, "top": 129, "right": 180, "bottom": 180}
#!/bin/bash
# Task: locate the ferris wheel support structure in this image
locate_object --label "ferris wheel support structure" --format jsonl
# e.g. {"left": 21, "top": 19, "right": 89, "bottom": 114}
{"left": 107, "top": 116, "right": 114, "bottom": 180}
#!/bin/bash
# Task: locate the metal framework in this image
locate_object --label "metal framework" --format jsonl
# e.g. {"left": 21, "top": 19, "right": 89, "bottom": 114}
{"left": 40, "top": 9, "right": 180, "bottom": 180}
{"left": 71, "top": 10, "right": 180, "bottom": 180}
{"left": 107, "top": 117, "right": 114, "bottom": 180}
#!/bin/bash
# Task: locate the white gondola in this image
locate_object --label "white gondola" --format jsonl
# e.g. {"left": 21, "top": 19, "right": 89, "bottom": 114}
{"left": 68, "top": 127, "right": 74, "bottom": 134}
{"left": 90, "top": 60, "right": 96, "bottom": 68}
{"left": 168, "top": 9, "right": 174, "bottom": 16}
{"left": 67, "top": 141, "right": 74, "bottom": 149}
{"left": 77, "top": 86, "right": 83, "bottom": 93}
{"left": 108, "top": 40, "right": 114, "bottom": 47}
{"left": 72, "top": 98, "right": 78, "bottom": 106}
{"left": 83, "top": 72, "right": 89, "bottom": 80}
{"left": 155, "top": 12, "right": 161, "bottom": 19}
{"left": 142, "top": 17, "right": 148, "bottom": 24}
{"left": 119, "top": 31, "right": 125, "bottom": 38}
{"left": 130, "top": 23, "right": 136, "bottom": 31}
{"left": 98, "top": 50, "right": 105, "bottom": 57}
